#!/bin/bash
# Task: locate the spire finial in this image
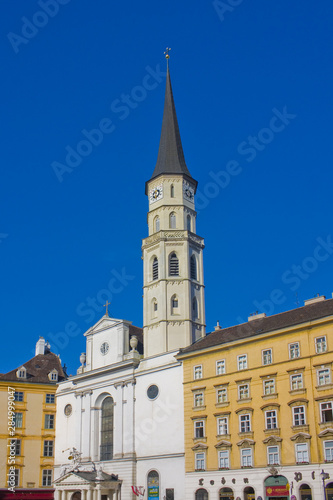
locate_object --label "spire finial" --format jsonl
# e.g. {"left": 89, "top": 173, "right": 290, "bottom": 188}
{"left": 164, "top": 47, "right": 171, "bottom": 66}
{"left": 103, "top": 300, "right": 110, "bottom": 317}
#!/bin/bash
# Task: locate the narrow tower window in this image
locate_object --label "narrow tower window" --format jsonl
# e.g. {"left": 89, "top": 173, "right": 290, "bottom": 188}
{"left": 169, "top": 212, "right": 176, "bottom": 229}
{"left": 187, "top": 214, "right": 191, "bottom": 231}
{"left": 155, "top": 216, "right": 160, "bottom": 232}
{"left": 170, "top": 184, "right": 175, "bottom": 198}
{"left": 152, "top": 257, "right": 158, "bottom": 281}
{"left": 152, "top": 298, "right": 158, "bottom": 318}
{"left": 192, "top": 297, "right": 198, "bottom": 320}
{"left": 100, "top": 396, "right": 113, "bottom": 461}
{"left": 171, "top": 294, "right": 179, "bottom": 314}
{"left": 190, "top": 255, "right": 197, "bottom": 280}
{"left": 169, "top": 253, "right": 179, "bottom": 276}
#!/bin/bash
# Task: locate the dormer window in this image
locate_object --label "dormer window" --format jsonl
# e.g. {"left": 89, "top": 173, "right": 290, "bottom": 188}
{"left": 48, "top": 369, "right": 58, "bottom": 382}
{"left": 16, "top": 366, "right": 27, "bottom": 379}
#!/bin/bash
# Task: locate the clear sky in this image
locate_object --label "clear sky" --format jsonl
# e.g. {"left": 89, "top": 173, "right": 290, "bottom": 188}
{"left": 1, "top": 0, "right": 333, "bottom": 376}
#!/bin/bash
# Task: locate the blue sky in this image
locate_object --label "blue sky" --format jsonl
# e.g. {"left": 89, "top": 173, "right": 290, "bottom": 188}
{"left": 1, "top": 0, "right": 333, "bottom": 376}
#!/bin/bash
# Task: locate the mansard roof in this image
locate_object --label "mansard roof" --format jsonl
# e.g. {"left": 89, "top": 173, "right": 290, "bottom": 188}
{"left": 179, "top": 298, "right": 333, "bottom": 355}
{"left": 0, "top": 351, "right": 66, "bottom": 384}
{"left": 146, "top": 65, "right": 197, "bottom": 192}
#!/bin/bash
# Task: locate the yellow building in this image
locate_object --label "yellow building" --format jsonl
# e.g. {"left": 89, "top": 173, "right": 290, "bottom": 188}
{"left": 0, "top": 337, "right": 66, "bottom": 500}
{"left": 177, "top": 294, "right": 333, "bottom": 500}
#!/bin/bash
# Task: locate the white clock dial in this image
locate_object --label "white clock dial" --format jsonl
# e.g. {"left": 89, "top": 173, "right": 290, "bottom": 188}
{"left": 149, "top": 184, "right": 163, "bottom": 203}
{"left": 100, "top": 342, "right": 109, "bottom": 355}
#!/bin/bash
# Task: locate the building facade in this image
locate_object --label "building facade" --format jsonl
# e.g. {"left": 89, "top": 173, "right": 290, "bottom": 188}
{"left": 177, "top": 295, "right": 333, "bottom": 500}
{"left": 0, "top": 337, "right": 66, "bottom": 500}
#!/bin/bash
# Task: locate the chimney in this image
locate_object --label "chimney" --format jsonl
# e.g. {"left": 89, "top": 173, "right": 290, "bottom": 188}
{"left": 304, "top": 294, "right": 325, "bottom": 306}
{"left": 35, "top": 337, "right": 46, "bottom": 356}
{"left": 248, "top": 312, "right": 266, "bottom": 322}
{"left": 214, "top": 321, "right": 221, "bottom": 331}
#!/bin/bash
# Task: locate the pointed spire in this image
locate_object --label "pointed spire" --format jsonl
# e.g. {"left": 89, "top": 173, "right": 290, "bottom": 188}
{"left": 147, "top": 62, "right": 197, "bottom": 188}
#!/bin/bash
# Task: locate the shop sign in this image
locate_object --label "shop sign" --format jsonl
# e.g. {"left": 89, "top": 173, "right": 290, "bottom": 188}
{"left": 266, "top": 486, "right": 289, "bottom": 496}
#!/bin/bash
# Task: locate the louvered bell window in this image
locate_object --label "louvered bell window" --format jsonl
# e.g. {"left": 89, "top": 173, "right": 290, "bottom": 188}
{"left": 169, "top": 253, "right": 179, "bottom": 276}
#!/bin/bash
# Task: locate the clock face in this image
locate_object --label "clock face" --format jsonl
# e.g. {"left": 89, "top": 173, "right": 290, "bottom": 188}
{"left": 183, "top": 182, "right": 194, "bottom": 201}
{"left": 149, "top": 184, "right": 163, "bottom": 203}
{"left": 100, "top": 342, "right": 109, "bottom": 355}
{"left": 64, "top": 404, "right": 72, "bottom": 417}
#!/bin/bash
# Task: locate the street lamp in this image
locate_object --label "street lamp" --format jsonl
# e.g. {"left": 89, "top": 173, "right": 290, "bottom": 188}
{"left": 320, "top": 469, "right": 330, "bottom": 500}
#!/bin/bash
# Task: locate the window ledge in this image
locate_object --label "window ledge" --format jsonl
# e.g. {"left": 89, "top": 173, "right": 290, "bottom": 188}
{"left": 291, "top": 424, "right": 309, "bottom": 432}
{"left": 264, "top": 428, "right": 280, "bottom": 436}
{"left": 319, "top": 422, "right": 333, "bottom": 429}
{"left": 192, "top": 406, "right": 206, "bottom": 411}
{"left": 219, "top": 467, "right": 230, "bottom": 470}
{"left": 296, "top": 461, "right": 309, "bottom": 465}
{"left": 193, "top": 437, "right": 207, "bottom": 443}
{"left": 238, "top": 431, "right": 254, "bottom": 439}
{"left": 289, "top": 389, "right": 307, "bottom": 395}
{"left": 216, "top": 434, "right": 231, "bottom": 440}
{"left": 262, "top": 394, "right": 278, "bottom": 400}
{"left": 241, "top": 465, "right": 253, "bottom": 469}
{"left": 316, "top": 384, "right": 333, "bottom": 391}
{"left": 216, "top": 402, "right": 230, "bottom": 408}
{"left": 237, "top": 398, "right": 252, "bottom": 404}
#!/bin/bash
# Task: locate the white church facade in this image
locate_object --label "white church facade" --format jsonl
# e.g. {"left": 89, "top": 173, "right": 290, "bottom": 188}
{"left": 54, "top": 62, "right": 205, "bottom": 500}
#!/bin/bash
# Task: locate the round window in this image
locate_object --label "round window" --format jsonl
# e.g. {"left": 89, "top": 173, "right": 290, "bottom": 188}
{"left": 147, "top": 384, "right": 159, "bottom": 400}
{"left": 64, "top": 404, "right": 72, "bottom": 416}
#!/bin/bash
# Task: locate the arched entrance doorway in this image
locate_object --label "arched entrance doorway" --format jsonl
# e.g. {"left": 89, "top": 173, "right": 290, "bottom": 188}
{"left": 219, "top": 487, "right": 234, "bottom": 500}
{"left": 299, "top": 483, "right": 312, "bottom": 500}
{"left": 71, "top": 493, "right": 81, "bottom": 500}
{"left": 264, "top": 475, "right": 289, "bottom": 499}
{"left": 148, "top": 470, "right": 159, "bottom": 500}
{"left": 244, "top": 486, "right": 255, "bottom": 500}
{"left": 195, "top": 488, "right": 208, "bottom": 500}
{"left": 326, "top": 482, "right": 333, "bottom": 500}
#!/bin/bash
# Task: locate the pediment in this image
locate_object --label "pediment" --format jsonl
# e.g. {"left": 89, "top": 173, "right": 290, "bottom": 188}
{"left": 84, "top": 316, "right": 125, "bottom": 336}
{"left": 54, "top": 472, "right": 91, "bottom": 485}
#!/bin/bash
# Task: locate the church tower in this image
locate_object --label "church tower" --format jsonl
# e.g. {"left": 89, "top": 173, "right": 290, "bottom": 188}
{"left": 142, "top": 63, "right": 206, "bottom": 357}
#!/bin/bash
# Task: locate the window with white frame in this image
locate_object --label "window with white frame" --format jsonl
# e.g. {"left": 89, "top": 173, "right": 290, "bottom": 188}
{"left": 219, "top": 449, "right": 230, "bottom": 469}
{"left": 262, "top": 349, "right": 272, "bottom": 365}
{"left": 295, "top": 442, "right": 309, "bottom": 463}
{"left": 267, "top": 445, "right": 279, "bottom": 465}
{"left": 194, "top": 365, "right": 203, "bottom": 380}
{"left": 194, "top": 420, "right": 205, "bottom": 438}
{"left": 315, "top": 336, "right": 327, "bottom": 353}
{"left": 237, "top": 354, "right": 247, "bottom": 370}
{"left": 318, "top": 368, "right": 331, "bottom": 386}
{"left": 45, "top": 394, "right": 55, "bottom": 404}
{"left": 241, "top": 448, "right": 252, "bottom": 467}
{"left": 265, "top": 410, "right": 278, "bottom": 429}
{"left": 44, "top": 414, "right": 54, "bottom": 429}
{"left": 195, "top": 452, "right": 205, "bottom": 470}
{"left": 42, "top": 469, "right": 53, "bottom": 486}
{"left": 289, "top": 342, "right": 300, "bottom": 359}
{"left": 194, "top": 392, "right": 204, "bottom": 407}
{"left": 217, "top": 417, "right": 228, "bottom": 435}
{"left": 217, "top": 387, "right": 228, "bottom": 404}
{"left": 263, "top": 379, "right": 275, "bottom": 395}
{"left": 216, "top": 360, "right": 226, "bottom": 375}
{"left": 324, "top": 440, "right": 333, "bottom": 462}
{"left": 238, "top": 384, "right": 250, "bottom": 400}
{"left": 14, "top": 413, "right": 23, "bottom": 428}
{"left": 14, "top": 391, "right": 23, "bottom": 402}
{"left": 239, "top": 414, "right": 251, "bottom": 433}
{"left": 292, "top": 406, "right": 306, "bottom": 426}
{"left": 43, "top": 440, "right": 54, "bottom": 457}
{"left": 320, "top": 402, "right": 333, "bottom": 423}
{"left": 290, "top": 373, "right": 303, "bottom": 390}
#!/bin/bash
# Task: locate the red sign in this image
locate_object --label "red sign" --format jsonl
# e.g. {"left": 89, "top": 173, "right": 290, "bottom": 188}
{"left": 266, "top": 485, "right": 289, "bottom": 496}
